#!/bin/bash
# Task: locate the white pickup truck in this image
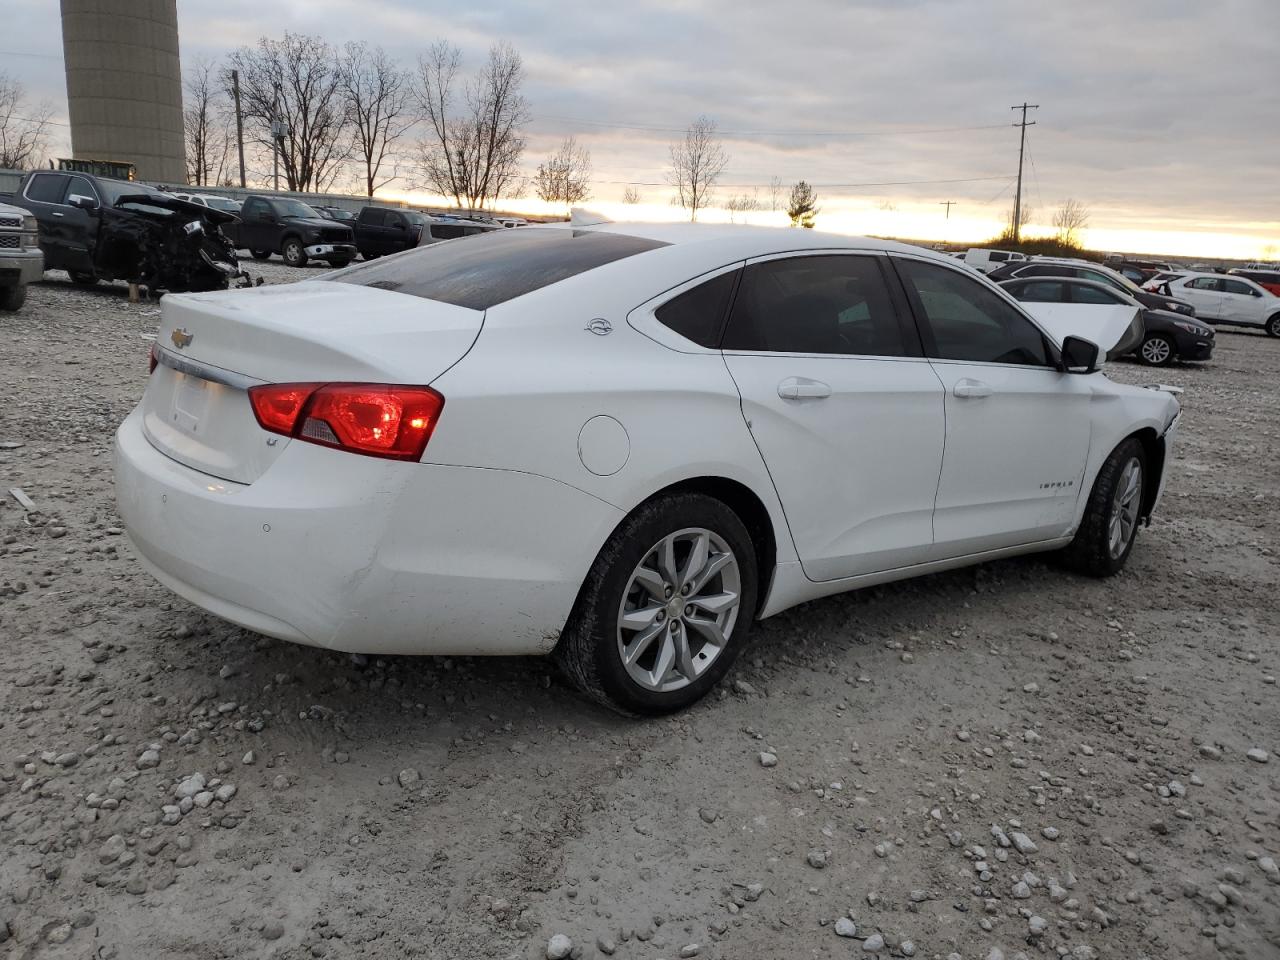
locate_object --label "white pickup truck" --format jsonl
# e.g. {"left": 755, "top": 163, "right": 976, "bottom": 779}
{"left": 0, "top": 200, "right": 43, "bottom": 311}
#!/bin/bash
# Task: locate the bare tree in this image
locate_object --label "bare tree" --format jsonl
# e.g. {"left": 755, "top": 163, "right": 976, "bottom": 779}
{"left": 414, "top": 40, "right": 529, "bottom": 212}
{"left": 787, "top": 180, "right": 819, "bottom": 228}
{"left": 183, "top": 58, "right": 231, "bottom": 187}
{"left": 1052, "top": 198, "right": 1090, "bottom": 246}
{"left": 533, "top": 135, "right": 592, "bottom": 211}
{"left": 668, "top": 115, "right": 728, "bottom": 222}
{"left": 766, "top": 176, "right": 783, "bottom": 212}
{"left": 725, "top": 191, "right": 758, "bottom": 223}
{"left": 0, "top": 72, "right": 53, "bottom": 170}
{"left": 340, "top": 41, "right": 412, "bottom": 197}
{"left": 621, "top": 185, "right": 642, "bottom": 204}
{"left": 227, "top": 33, "right": 350, "bottom": 191}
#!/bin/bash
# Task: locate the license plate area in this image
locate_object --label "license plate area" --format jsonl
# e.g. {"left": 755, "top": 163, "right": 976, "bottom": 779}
{"left": 173, "top": 372, "right": 212, "bottom": 434}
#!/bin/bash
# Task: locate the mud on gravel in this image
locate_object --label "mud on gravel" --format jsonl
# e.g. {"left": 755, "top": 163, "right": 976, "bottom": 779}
{"left": 2, "top": 265, "right": 1278, "bottom": 960}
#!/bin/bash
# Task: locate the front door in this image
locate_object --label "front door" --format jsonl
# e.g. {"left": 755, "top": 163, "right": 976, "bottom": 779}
{"left": 891, "top": 255, "right": 1093, "bottom": 557}
{"left": 1175, "top": 278, "right": 1223, "bottom": 319}
{"left": 720, "top": 252, "right": 945, "bottom": 581}
{"left": 1216, "top": 277, "right": 1266, "bottom": 325}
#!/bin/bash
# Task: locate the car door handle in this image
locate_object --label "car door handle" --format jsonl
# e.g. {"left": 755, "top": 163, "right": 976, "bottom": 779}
{"left": 51, "top": 211, "right": 65, "bottom": 217}
{"left": 953, "top": 378, "right": 992, "bottom": 399}
{"left": 777, "top": 377, "right": 831, "bottom": 400}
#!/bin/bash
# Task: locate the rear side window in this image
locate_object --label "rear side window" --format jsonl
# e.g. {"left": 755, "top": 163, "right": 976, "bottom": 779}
{"left": 1012, "top": 280, "right": 1067, "bottom": 302}
{"left": 26, "top": 173, "right": 69, "bottom": 203}
{"left": 1072, "top": 285, "right": 1123, "bottom": 305}
{"left": 990, "top": 252, "right": 1009, "bottom": 262}
{"left": 431, "top": 223, "right": 465, "bottom": 240}
{"left": 328, "top": 228, "right": 668, "bottom": 310}
{"left": 655, "top": 271, "right": 738, "bottom": 348}
{"left": 360, "top": 208, "right": 386, "bottom": 226}
{"left": 896, "top": 257, "right": 1051, "bottom": 367}
{"left": 1188, "top": 277, "right": 1220, "bottom": 291}
{"left": 723, "top": 254, "right": 909, "bottom": 356}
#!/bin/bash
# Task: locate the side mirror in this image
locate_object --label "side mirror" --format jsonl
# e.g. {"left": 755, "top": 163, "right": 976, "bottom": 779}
{"left": 68, "top": 194, "right": 99, "bottom": 212}
{"left": 1061, "top": 335, "right": 1100, "bottom": 374}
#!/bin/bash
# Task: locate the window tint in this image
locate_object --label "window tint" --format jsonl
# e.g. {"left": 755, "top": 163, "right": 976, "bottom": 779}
{"left": 63, "top": 175, "right": 96, "bottom": 203}
{"left": 1011, "top": 280, "right": 1067, "bottom": 302}
{"left": 895, "top": 258, "right": 1051, "bottom": 367}
{"left": 654, "top": 271, "right": 737, "bottom": 348}
{"left": 360, "top": 208, "right": 386, "bottom": 226}
{"left": 1072, "top": 284, "right": 1123, "bottom": 305}
{"left": 431, "top": 223, "right": 464, "bottom": 240}
{"left": 329, "top": 228, "right": 668, "bottom": 310}
{"left": 26, "top": 173, "right": 69, "bottom": 203}
{"left": 243, "top": 197, "right": 267, "bottom": 216}
{"left": 1220, "top": 279, "right": 1254, "bottom": 296}
{"left": 990, "top": 252, "right": 1009, "bottom": 262}
{"left": 722, "top": 255, "right": 908, "bottom": 356}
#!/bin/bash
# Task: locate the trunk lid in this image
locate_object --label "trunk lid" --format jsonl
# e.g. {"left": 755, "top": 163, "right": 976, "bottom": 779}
{"left": 141, "top": 281, "right": 482, "bottom": 484}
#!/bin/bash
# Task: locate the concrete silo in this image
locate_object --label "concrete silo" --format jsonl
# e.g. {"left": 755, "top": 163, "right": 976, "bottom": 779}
{"left": 60, "top": 0, "right": 186, "bottom": 183}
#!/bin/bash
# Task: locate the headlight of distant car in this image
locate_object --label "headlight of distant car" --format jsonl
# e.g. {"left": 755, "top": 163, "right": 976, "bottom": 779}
{"left": 1173, "top": 320, "right": 1210, "bottom": 336}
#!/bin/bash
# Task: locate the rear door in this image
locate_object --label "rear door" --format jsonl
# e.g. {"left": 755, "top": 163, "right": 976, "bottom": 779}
{"left": 1176, "top": 278, "right": 1223, "bottom": 319}
{"left": 240, "top": 197, "right": 275, "bottom": 252}
{"left": 891, "top": 254, "right": 1092, "bottom": 557}
{"left": 721, "top": 252, "right": 945, "bottom": 581}
{"left": 358, "top": 208, "right": 386, "bottom": 256}
{"left": 19, "top": 173, "right": 72, "bottom": 267}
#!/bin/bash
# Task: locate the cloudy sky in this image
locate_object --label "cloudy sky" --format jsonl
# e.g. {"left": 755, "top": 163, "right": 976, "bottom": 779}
{"left": 9, "top": 0, "right": 1280, "bottom": 256}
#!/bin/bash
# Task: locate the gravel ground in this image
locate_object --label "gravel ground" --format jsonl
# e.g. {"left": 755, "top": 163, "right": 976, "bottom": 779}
{"left": 2, "top": 263, "right": 1278, "bottom": 960}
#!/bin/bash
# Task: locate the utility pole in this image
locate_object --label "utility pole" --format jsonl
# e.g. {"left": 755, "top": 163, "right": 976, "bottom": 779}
{"left": 939, "top": 200, "right": 955, "bottom": 219}
{"left": 1011, "top": 102, "right": 1038, "bottom": 243}
{"left": 230, "top": 70, "right": 246, "bottom": 188}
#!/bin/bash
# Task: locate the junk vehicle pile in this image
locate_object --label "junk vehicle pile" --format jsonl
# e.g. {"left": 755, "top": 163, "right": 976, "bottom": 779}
{"left": 2, "top": 171, "right": 257, "bottom": 294}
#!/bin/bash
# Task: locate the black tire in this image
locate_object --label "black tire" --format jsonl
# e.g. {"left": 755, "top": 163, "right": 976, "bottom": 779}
{"left": 1266, "top": 314, "right": 1280, "bottom": 338}
{"left": 1137, "top": 333, "right": 1174, "bottom": 366}
{"left": 362, "top": 251, "right": 380, "bottom": 261}
{"left": 69, "top": 271, "right": 98, "bottom": 285}
{"left": 327, "top": 258, "right": 353, "bottom": 269}
{"left": 0, "top": 283, "right": 25, "bottom": 311}
{"left": 282, "top": 237, "right": 307, "bottom": 268}
{"left": 250, "top": 250, "right": 272, "bottom": 261}
{"left": 1060, "top": 438, "right": 1147, "bottom": 578}
{"left": 555, "top": 492, "right": 758, "bottom": 716}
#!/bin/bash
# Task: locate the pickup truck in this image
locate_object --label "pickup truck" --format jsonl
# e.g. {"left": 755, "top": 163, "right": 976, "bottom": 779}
{"left": 238, "top": 195, "right": 356, "bottom": 268}
{"left": 0, "top": 200, "right": 43, "bottom": 311}
{"left": 352, "top": 206, "right": 428, "bottom": 259}
{"left": 8, "top": 170, "right": 242, "bottom": 292}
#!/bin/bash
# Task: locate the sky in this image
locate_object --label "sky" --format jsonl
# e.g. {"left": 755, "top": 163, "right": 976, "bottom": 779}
{"left": 7, "top": 0, "right": 1280, "bottom": 258}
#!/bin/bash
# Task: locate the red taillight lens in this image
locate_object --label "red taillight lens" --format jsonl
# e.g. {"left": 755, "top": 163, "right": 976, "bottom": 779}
{"left": 247, "top": 382, "right": 444, "bottom": 461}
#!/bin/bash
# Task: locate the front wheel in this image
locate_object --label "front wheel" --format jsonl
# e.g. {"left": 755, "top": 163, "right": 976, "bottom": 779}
{"left": 282, "top": 238, "right": 307, "bottom": 268}
{"left": 1266, "top": 314, "right": 1280, "bottom": 338}
{"left": 1138, "top": 334, "right": 1174, "bottom": 366}
{"left": 0, "top": 283, "right": 26, "bottom": 311}
{"left": 1060, "top": 438, "right": 1147, "bottom": 577}
{"left": 556, "top": 493, "right": 758, "bottom": 715}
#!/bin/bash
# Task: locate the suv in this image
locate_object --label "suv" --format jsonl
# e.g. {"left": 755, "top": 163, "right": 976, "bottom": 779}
{"left": 416, "top": 216, "right": 501, "bottom": 246}
{"left": 987, "top": 257, "right": 1197, "bottom": 317}
{"left": 238, "top": 196, "right": 356, "bottom": 268}
{"left": 0, "top": 201, "right": 43, "bottom": 311}
{"left": 352, "top": 206, "right": 429, "bottom": 259}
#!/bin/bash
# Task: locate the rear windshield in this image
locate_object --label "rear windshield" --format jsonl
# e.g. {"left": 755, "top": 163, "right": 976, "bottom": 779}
{"left": 327, "top": 228, "right": 668, "bottom": 310}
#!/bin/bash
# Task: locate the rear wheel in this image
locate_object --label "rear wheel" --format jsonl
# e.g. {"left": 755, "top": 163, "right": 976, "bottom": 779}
{"left": 250, "top": 249, "right": 272, "bottom": 261}
{"left": 1138, "top": 333, "right": 1174, "bottom": 366}
{"left": 1060, "top": 438, "right": 1147, "bottom": 577}
{"left": 327, "top": 258, "right": 352, "bottom": 269}
{"left": 282, "top": 238, "right": 307, "bottom": 268}
{"left": 556, "top": 493, "right": 758, "bottom": 715}
{"left": 0, "top": 283, "right": 26, "bottom": 311}
{"left": 1266, "top": 314, "right": 1280, "bottom": 338}
{"left": 69, "top": 271, "right": 98, "bottom": 285}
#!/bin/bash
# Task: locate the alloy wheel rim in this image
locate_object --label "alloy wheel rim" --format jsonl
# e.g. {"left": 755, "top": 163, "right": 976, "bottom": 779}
{"left": 1107, "top": 457, "right": 1143, "bottom": 559}
{"left": 616, "top": 527, "right": 741, "bottom": 693}
{"left": 1141, "top": 338, "right": 1171, "bottom": 364}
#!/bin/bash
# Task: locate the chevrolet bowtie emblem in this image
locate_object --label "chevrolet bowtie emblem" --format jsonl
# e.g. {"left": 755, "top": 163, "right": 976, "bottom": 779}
{"left": 171, "top": 328, "right": 193, "bottom": 349}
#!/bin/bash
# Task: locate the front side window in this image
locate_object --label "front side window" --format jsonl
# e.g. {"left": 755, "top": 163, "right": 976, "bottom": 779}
{"left": 26, "top": 173, "right": 69, "bottom": 203}
{"left": 654, "top": 270, "right": 737, "bottom": 348}
{"left": 1220, "top": 279, "right": 1255, "bottom": 296}
{"left": 895, "top": 258, "right": 1051, "bottom": 367}
{"left": 1012, "top": 280, "right": 1067, "bottom": 302}
{"left": 63, "top": 175, "right": 97, "bottom": 203}
{"left": 272, "top": 199, "right": 322, "bottom": 219}
{"left": 722, "top": 254, "right": 909, "bottom": 357}
{"left": 1072, "top": 284, "right": 1124, "bottom": 305}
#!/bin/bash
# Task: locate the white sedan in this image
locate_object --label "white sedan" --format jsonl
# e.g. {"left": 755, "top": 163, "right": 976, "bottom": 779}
{"left": 1162, "top": 272, "right": 1280, "bottom": 337}
{"left": 115, "top": 220, "right": 1180, "bottom": 714}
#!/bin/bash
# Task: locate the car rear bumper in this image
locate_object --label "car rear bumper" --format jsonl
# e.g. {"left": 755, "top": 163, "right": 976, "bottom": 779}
{"left": 114, "top": 407, "right": 622, "bottom": 655}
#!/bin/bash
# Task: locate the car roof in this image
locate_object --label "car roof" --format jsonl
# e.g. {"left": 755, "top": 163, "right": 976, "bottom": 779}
{"left": 583, "top": 221, "right": 949, "bottom": 263}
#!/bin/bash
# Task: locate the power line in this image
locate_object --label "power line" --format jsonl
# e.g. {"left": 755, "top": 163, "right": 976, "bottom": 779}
{"left": 8, "top": 114, "right": 69, "bottom": 127}
{"left": 592, "top": 174, "right": 1015, "bottom": 189}
{"left": 531, "top": 114, "right": 1011, "bottom": 139}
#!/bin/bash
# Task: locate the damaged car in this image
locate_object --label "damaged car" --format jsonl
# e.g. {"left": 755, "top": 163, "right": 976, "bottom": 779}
{"left": 11, "top": 171, "right": 248, "bottom": 293}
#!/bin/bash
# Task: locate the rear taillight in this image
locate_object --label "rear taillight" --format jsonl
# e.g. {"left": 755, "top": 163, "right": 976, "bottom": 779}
{"left": 247, "top": 383, "right": 444, "bottom": 461}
